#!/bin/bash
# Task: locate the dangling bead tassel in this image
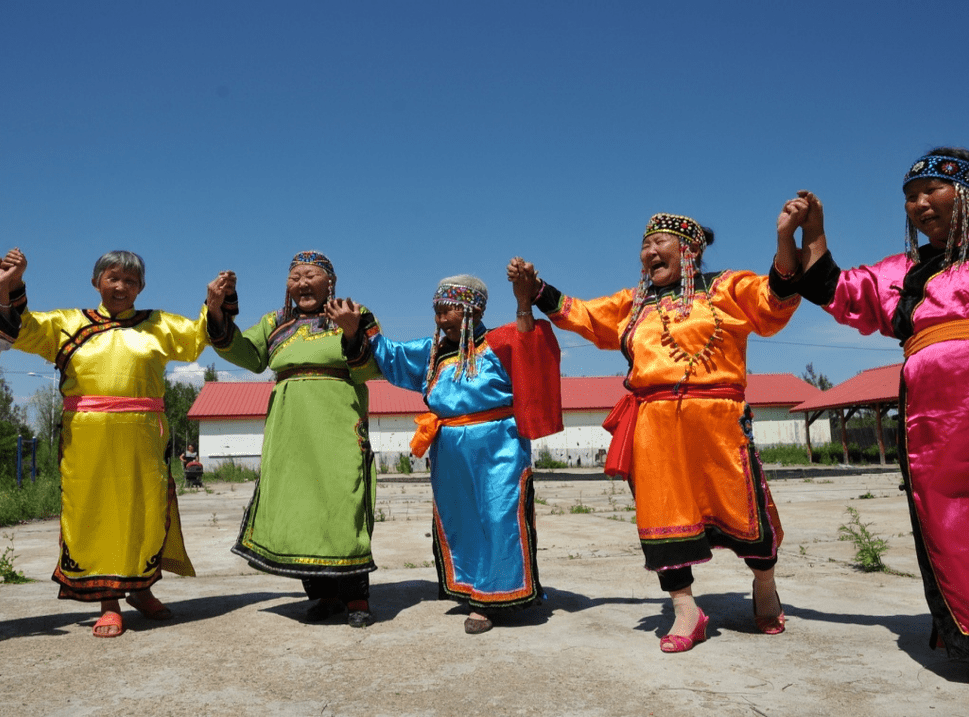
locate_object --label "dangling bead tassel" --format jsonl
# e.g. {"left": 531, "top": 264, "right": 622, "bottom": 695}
{"left": 677, "top": 245, "right": 697, "bottom": 319}
{"left": 906, "top": 216, "right": 920, "bottom": 264}
{"left": 426, "top": 327, "right": 441, "bottom": 386}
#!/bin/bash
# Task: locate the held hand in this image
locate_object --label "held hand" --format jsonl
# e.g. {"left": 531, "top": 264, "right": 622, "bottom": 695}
{"left": 507, "top": 256, "right": 540, "bottom": 305}
{"left": 325, "top": 297, "right": 362, "bottom": 340}
{"left": 206, "top": 271, "right": 236, "bottom": 323}
{"left": 797, "top": 190, "right": 825, "bottom": 238}
{"left": 777, "top": 197, "right": 810, "bottom": 240}
{"left": 0, "top": 248, "right": 27, "bottom": 289}
{"left": 796, "top": 190, "right": 827, "bottom": 271}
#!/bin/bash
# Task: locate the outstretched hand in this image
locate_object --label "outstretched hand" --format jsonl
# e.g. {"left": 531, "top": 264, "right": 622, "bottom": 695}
{"left": 325, "top": 297, "right": 362, "bottom": 340}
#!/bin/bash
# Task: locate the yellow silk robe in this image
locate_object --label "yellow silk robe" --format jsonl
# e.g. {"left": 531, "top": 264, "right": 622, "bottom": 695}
{"left": 542, "top": 270, "right": 799, "bottom": 570}
{"left": 15, "top": 303, "right": 208, "bottom": 601}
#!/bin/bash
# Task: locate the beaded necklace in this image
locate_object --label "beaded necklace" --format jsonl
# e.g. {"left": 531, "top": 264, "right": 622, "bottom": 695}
{"left": 654, "top": 290, "right": 724, "bottom": 394}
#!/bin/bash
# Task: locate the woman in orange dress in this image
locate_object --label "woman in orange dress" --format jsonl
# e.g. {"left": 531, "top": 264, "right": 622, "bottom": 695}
{"left": 512, "top": 207, "right": 804, "bottom": 652}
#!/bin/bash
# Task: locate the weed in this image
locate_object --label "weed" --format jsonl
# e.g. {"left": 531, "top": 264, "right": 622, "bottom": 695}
{"left": 799, "top": 545, "right": 807, "bottom": 555}
{"left": 858, "top": 491, "right": 876, "bottom": 499}
{"left": 0, "top": 535, "right": 31, "bottom": 584}
{"left": 210, "top": 513, "right": 219, "bottom": 527}
{"left": 570, "top": 497, "right": 593, "bottom": 514}
{"left": 376, "top": 507, "right": 389, "bottom": 522}
{"left": 395, "top": 454, "right": 412, "bottom": 475}
{"left": 838, "top": 506, "right": 889, "bottom": 572}
{"left": 535, "top": 497, "right": 548, "bottom": 506}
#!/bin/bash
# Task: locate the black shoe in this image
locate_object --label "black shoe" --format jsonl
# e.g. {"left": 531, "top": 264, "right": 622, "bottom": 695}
{"left": 306, "top": 598, "right": 345, "bottom": 623}
{"left": 347, "top": 600, "right": 373, "bottom": 628}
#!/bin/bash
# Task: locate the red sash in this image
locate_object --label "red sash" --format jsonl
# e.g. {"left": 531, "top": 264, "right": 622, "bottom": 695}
{"left": 602, "top": 383, "right": 745, "bottom": 479}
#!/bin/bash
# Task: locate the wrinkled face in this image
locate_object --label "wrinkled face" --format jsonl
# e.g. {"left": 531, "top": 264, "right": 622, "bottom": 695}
{"left": 94, "top": 265, "right": 142, "bottom": 317}
{"left": 287, "top": 265, "right": 331, "bottom": 313}
{"left": 905, "top": 178, "right": 957, "bottom": 248}
{"left": 435, "top": 303, "right": 468, "bottom": 343}
{"left": 640, "top": 232, "right": 682, "bottom": 287}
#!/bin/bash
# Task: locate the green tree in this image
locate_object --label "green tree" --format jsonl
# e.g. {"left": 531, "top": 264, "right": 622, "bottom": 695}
{"left": 164, "top": 378, "right": 200, "bottom": 458}
{"left": 802, "top": 363, "right": 833, "bottom": 390}
{"left": 0, "top": 370, "right": 34, "bottom": 486}
{"left": 203, "top": 362, "right": 219, "bottom": 382}
{"left": 28, "top": 383, "right": 62, "bottom": 454}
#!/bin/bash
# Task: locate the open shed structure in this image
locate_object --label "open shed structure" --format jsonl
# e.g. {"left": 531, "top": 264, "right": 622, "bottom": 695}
{"left": 790, "top": 363, "right": 902, "bottom": 464}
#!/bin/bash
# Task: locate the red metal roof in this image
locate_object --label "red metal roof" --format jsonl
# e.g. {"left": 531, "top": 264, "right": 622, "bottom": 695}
{"left": 189, "top": 374, "right": 822, "bottom": 420}
{"left": 744, "top": 373, "right": 825, "bottom": 407}
{"left": 187, "top": 382, "right": 275, "bottom": 420}
{"left": 791, "top": 363, "right": 902, "bottom": 412}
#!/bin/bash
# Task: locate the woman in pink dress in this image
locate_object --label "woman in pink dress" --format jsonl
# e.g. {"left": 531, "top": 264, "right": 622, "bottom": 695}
{"left": 791, "top": 146, "right": 969, "bottom": 659}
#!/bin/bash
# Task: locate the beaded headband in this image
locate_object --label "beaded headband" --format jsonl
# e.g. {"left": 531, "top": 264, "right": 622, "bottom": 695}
{"left": 290, "top": 251, "right": 336, "bottom": 284}
{"left": 644, "top": 213, "right": 706, "bottom": 252}
{"left": 432, "top": 282, "right": 488, "bottom": 312}
{"left": 903, "top": 155, "right": 969, "bottom": 190}
{"left": 429, "top": 277, "right": 488, "bottom": 383}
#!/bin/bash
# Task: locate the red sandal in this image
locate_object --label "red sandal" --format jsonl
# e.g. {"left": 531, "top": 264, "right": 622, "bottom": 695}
{"left": 93, "top": 611, "right": 124, "bottom": 638}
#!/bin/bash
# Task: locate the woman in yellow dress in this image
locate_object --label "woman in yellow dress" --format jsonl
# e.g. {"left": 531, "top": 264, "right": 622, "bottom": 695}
{"left": 11, "top": 250, "right": 234, "bottom": 637}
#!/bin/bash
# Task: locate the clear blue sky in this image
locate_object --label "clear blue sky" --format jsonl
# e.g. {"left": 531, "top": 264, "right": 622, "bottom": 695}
{"left": 3, "top": 1, "right": 966, "bottom": 404}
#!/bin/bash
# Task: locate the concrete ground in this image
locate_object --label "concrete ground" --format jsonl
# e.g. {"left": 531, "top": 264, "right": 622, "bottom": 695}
{"left": 1, "top": 468, "right": 966, "bottom": 717}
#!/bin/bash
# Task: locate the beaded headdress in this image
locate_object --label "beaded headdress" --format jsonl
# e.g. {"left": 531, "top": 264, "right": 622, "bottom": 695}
{"left": 284, "top": 251, "right": 336, "bottom": 319}
{"left": 428, "top": 275, "right": 488, "bottom": 382}
{"left": 623, "top": 213, "right": 720, "bottom": 393}
{"left": 903, "top": 154, "right": 969, "bottom": 265}
{"left": 640, "top": 213, "right": 708, "bottom": 318}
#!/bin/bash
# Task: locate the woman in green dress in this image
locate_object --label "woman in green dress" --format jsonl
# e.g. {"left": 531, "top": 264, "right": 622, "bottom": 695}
{"left": 207, "top": 252, "right": 381, "bottom": 627}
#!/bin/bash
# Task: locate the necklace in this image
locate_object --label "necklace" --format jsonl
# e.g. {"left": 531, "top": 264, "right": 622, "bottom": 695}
{"left": 654, "top": 293, "right": 724, "bottom": 393}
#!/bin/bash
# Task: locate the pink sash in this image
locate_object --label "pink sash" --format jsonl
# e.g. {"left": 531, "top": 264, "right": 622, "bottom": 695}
{"left": 63, "top": 396, "right": 165, "bottom": 413}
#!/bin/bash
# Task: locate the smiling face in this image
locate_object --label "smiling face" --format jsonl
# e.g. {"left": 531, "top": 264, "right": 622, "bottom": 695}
{"left": 286, "top": 264, "right": 331, "bottom": 314}
{"left": 905, "top": 178, "right": 957, "bottom": 248}
{"left": 434, "top": 304, "right": 466, "bottom": 343}
{"left": 640, "top": 232, "right": 682, "bottom": 287}
{"left": 94, "top": 265, "right": 143, "bottom": 317}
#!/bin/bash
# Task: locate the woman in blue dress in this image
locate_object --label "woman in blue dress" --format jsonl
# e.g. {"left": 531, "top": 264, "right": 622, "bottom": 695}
{"left": 327, "top": 271, "right": 562, "bottom": 634}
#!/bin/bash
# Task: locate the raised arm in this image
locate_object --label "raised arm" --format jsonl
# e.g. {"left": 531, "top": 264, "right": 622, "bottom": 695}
{"left": 507, "top": 256, "right": 537, "bottom": 332}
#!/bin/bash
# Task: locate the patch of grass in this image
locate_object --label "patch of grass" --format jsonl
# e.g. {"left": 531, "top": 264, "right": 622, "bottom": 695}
{"left": 206, "top": 458, "right": 260, "bottom": 484}
{"left": 569, "top": 495, "right": 593, "bottom": 514}
{"left": 759, "top": 445, "right": 810, "bottom": 465}
{"left": 395, "top": 454, "right": 412, "bottom": 474}
{"left": 838, "top": 506, "right": 888, "bottom": 572}
{"left": 0, "top": 468, "right": 62, "bottom": 527}
{"left": 535, "top": 497, "right": 548, "bottom": 505}
{"left": 858, "top": 491, "right": 876, "bottom": 499}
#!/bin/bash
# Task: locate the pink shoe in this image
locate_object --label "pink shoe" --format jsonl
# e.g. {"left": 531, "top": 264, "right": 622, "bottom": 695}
{"left": 660, "top": 609, "right": 709, "bottom": 653}
{"left": 752, "top": 580, "right": 786, "bottom": 635}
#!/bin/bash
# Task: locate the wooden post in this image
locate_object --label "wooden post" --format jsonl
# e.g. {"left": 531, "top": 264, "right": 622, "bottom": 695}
{"left": 804, "top": 412, "right": 813, "bottom": 463}
{"left": 840, "top": 408, "right": 849, "bottom": 464}
{"left": 875, "top": 402, "right": 886, "bottom": 465}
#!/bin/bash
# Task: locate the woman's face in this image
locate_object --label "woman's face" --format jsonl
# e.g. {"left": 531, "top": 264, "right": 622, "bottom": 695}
{"left": 435, "top": 303, "right": 467, "bottom": 343}
{"left": 640, "top": 232, "right": 682, "bottom": 287}
{"left": 905, "top": 178, "right": 957, "bottom": 248}
{"left": 287, "top": 265, "right": 331, "bottom": 313}
{"left": 94, "top": 265, "right": 142, "bottom": 317}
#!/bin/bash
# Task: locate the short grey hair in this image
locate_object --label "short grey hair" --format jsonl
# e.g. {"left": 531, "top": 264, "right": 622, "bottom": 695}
{"left": 92, "top": 251, "right": 146, "bottom": 289}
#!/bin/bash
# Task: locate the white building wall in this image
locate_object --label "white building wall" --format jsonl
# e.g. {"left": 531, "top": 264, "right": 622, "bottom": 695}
{"left": 198, "top": 405, "right": 827, "bottom": 474}
{"left": 751, "top": 406, "right": 832, "bottom": 446}
{"left": 198, "top": 418, "right": 265, "bottom": 470}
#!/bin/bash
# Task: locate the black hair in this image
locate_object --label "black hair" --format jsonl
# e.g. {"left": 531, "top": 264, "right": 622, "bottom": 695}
{"left": 926, "top": 146, "right": 969, "bottom": 163}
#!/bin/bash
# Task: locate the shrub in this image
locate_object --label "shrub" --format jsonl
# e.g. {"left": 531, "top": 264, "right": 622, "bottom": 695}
{"left": 395, "top": 453, "right": 412, "bottom": 475}
{"left": 534, "top": 448, "right": 567, "bottom": 469}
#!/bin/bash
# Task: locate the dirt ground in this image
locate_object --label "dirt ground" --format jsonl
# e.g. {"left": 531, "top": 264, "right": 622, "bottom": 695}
{"left": 1, "top": 468, "right": 966, "bottom": 717}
